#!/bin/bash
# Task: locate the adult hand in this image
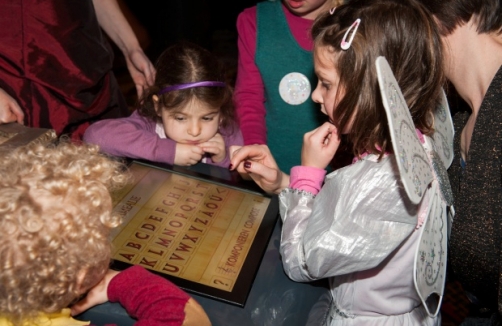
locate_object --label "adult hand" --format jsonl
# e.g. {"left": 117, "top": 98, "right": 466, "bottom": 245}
{"left": 125, "top": 49, "right": 155, "bottom": 99}
{"left": 175, "top": 143, "right": 205, "bottom": 166}
{"left": 229, "top": 144, "right": 290, "bottom": 194}
{"left": 0, "top": 88, "right": 24, "bottom": 124}
{"left": 199, "top": 133, "right": 226, "bottom": 163}
{"left": 92, "top": 0, "right": 155, "bottom": 100}
{"left": 302, "top": 122, "right": 339, "bottom": 169}
{"left": 70, "top": 269, "right": 120, "bottom": 316}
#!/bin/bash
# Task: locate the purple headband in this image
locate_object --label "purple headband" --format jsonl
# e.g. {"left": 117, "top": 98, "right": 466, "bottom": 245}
{"left": 157, "top": 81, "right": 226, "bottom": 95}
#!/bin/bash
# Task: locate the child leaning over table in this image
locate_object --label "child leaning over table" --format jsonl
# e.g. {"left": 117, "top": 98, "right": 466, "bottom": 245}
{"left": 231, "top": 0, "right": 452, "bottom": 324}
{"left": 84, "top": 41, "right": 243, "bottom": 167}
{"left": 0, "top": 141, "right": 211, "bottom": 326}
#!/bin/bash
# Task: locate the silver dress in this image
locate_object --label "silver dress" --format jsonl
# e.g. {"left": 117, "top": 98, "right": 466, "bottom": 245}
{"left": 277, "top": 57, "right": 453, "bottom": 326}
{"left": 279, "top": 154, "right": 440, "bottom": 325}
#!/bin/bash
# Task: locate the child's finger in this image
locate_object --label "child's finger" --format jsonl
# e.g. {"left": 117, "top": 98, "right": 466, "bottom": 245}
{"left": 200, "top": 145, "right": 220, "bottom": 155}
{"left": 245, "top": 162, "right": 289, "bottom": 194}
{"left": 198, "top": 141, "right": 223, "bottom": 152}
{"left": 189, "top": 155, "right": 204, "bottom": 164}
{"left": 304, "top": 122, "right": 331, "bottom": 146}
{"left": 323, "top": 126, "right": 339, "bottom": 147}
{"left": 70, "top": 297, "right": 92, "bottom": 316}
{"left": 231, "top": 160, "right": 248, "bottom": 174}
{"left": 229, "top": 145, "right": 242, "bottom": 156}
{"left": 244, "top": 161, "right": 278, "bottom": 184}
{"left": 323, "top": 132, "right": 333, "bottom": 145}
{"left": 315, "top": 123, "right": 336, "bottom": 144}
{"left": 197, "top": 140, "right": 212, "bottom": 147}
{"left": 230, "top": 145, "right": 266, "bottom": 169}
{"left": 190, "top": 146, "right": 205, "bottom": 155}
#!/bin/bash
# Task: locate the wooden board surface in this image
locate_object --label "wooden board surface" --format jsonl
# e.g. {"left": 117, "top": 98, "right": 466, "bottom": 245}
{"left": 110, "top": 161, "right": 278, "bottom": 306}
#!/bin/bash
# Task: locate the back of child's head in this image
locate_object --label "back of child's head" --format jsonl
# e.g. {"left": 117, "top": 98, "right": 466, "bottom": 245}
{"left": 312, "top": 0, "right": 444, "bottom": 157}
{"left": 417, "top": 0, "right": 502, "bottom": 35}
{"left": 0, "top": 141, "right": 129, "bottom": 323}
{"left": 138, "top": 41, "right": 236, "bottom": 129}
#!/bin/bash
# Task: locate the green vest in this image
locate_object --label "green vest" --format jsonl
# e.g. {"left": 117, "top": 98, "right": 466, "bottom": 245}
{"left": 255, "top": 0, "right": 325, "bottom": 172}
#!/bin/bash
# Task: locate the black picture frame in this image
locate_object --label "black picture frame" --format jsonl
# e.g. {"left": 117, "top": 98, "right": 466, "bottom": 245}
{"left": 110, "top": 159, "right": 279, "bottom": 307}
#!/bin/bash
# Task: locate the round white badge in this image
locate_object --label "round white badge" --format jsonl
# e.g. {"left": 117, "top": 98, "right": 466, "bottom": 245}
{"left": 278, "top": 72, "right": 311, "bottom": 105}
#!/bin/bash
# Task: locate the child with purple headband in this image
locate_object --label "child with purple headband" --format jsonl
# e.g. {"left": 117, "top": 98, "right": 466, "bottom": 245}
{"left": 84, "top": 42, "right": 243, "bottom": 167}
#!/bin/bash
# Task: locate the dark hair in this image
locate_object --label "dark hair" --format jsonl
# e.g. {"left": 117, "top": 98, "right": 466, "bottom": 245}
{"left": 311, "top": 0, "right": 444, "bottom": 158}
{"left": 417, "top": 0, "right": 502, "bottom": 35}
{"left": 137, "top": 41, "right": 236, "bottom": 131}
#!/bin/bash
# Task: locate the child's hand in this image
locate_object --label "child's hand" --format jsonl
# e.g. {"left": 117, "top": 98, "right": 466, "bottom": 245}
{"left": 199, "top": 133, "right": 226, "bottom": 163}
{"left": 302, "top": 122, "right": 340, "bottom": 169}
{"left": 70, "top": 269, "right": 120, "bottom": 316}
{"left": 175, "top": 143, "right": 205, "bottom": 166}
{"left": 230, "top": 145, "right": 290, "bottom": 194}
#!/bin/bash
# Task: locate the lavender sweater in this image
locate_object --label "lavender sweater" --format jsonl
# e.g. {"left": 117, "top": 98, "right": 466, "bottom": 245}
{"left": 83, "top": 110, "right": 243, "bottom": 167}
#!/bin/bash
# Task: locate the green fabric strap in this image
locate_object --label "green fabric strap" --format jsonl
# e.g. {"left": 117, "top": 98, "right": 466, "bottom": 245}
{"left": 255, "top": 0, "right": 324, "bottom": 172}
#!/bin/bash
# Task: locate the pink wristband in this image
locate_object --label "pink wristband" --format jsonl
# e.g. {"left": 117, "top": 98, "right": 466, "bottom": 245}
{"left": 289, "top": 166, "right": 327, "bottom": 195}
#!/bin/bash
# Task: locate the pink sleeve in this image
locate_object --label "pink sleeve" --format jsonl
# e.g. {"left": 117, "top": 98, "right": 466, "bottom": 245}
{"left": 289, "top": 166, "right": 327, "bottom": 195}
{"left": 234, "top": 7, "right": 267, "bottom": 145}
{"left": 83, "top": 111, "right": 177, "bottom": 164}
{"left": 283, "top": 5, "right": 314, "bottom": 51}
{"left": 108, "top": 266, "right": 190, "bottom": 326}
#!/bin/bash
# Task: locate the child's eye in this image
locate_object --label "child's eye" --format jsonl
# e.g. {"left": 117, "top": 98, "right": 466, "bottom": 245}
{"left": 174, "top": 115, "right": 186, "bottom": 121}
{"left": 202, "top": 116, "right": 215, "bottom": 121}
{"left": 322, "top": 82, "right": 331, "bottom": 90}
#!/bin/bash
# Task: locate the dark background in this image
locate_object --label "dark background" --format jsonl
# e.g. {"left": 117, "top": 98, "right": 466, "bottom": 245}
{"left": 121, "top": 0, "right": 258, "bottom": 57}
{"left": 115, "top": 0, "right": 260, "bottom": 107}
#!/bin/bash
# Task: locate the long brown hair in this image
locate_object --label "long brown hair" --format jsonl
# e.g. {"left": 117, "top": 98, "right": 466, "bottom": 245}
{"left": 312, "top": 0, "right": 445, "bottom": 158}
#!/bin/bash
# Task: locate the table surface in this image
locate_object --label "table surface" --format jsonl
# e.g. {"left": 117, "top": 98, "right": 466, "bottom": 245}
{"left": 77, "top": 163, "right": 328, "bottom": 326}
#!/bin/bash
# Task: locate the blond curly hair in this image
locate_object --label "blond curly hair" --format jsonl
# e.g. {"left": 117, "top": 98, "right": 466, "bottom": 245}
{"left": 0, "top": 140, "right": 130, "bottom": 323}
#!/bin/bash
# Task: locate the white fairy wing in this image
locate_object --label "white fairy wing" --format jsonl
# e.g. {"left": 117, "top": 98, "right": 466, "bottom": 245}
{"left": 431, "top": 91, "right": 455, "bottom": 237}
{"left": 428, "top": 90, "right": 455, "bottom": 206}
{"left": 414, "top": 177, "right": 448, "bottom": 317}
{"left": 375, "top": 57, "right": 432, "bottom": 204}
{"left": 376, "top": 56, "right": 450, "bottom": 317}
{"left": 431, "top": 90, "right": 454, "bottom": 169}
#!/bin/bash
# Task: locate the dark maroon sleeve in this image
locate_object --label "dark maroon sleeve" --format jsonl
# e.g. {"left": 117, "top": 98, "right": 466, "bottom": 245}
{"left": 107, "top": 266, "right": 190, "bottom": 326}
{"left": 0, "top": 0, "right": 128, "bottom": 139}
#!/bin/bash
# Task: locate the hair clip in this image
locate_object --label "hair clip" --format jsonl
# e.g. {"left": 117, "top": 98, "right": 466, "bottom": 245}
{"left": 340, "top": 18, "right": 361, "bottom": 50}
{"left": 329, "top": 7, "right": 336, "bottom": 15}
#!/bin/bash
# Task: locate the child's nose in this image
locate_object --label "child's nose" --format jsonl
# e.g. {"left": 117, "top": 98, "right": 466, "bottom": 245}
{"left": 187, "top": 121, "right": 201, "bottom": 137}
{"left": 311, "top": 86, "right": 321, "bottom": 104}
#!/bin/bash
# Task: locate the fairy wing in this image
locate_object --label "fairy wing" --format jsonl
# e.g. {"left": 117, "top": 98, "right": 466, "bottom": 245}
{"left": 414, "top": 183, "right": 448, "bottom": 317}
{"left": 375, "top": 56, "right": 433, "bottom": 204}
{"left": 431, "top": 90, "right": 454, "bottom": 169}
{"left": 376, "top": 56, "right": 450, "bottom": 317}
